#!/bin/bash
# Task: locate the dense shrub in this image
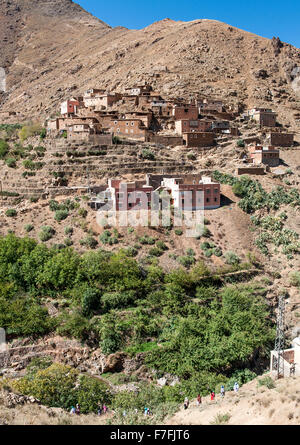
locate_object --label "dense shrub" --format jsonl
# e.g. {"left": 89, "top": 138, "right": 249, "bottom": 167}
{"left": 5, "top": 157, "right": 16, "bottom": 168}
{"left": 39, "top": 226, "right": 55, "bottom": 242}
{"left": 54, "top": 209, "right": 69, "bottom": 222}
{"left": 19, "top": 124, "right": 44, "bottom": 142}
{"left": 174, "top": 229, "right": 183, "bottom": 236}
{"left": 5, "top": 209, "right": 17, "bottom": 217}
{"left": 0, "top": 139, "right": 9, "bottom": 159}
{"left": 0, "top": 234, "right": 274, "bottom": 407}
{"left": 64, "top": 226, "right": 73, "bottom": 236}
{"left": 141, "top": 149, "right": 155, "bottom": 160}
{"left": 80, "top": 235, "right": 98, "bottom": 249}
{"left": 12, "top": 362, "right": 111, "bottom": 413}
{"left": 224, "top": 251, "right": 240, "bottom": 265}
{"left": 24, "top": 224, "right": 34, "bottom": 233}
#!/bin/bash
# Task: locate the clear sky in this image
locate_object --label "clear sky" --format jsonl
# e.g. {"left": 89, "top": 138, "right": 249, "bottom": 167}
{"left": 75, "top": 0, "right": 300, "bottom": 48}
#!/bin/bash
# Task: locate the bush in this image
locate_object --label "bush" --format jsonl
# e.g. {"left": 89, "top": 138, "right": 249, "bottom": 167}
{"left": 5, "top": 209, "right": 17, "bottom": 217}
{"left": 177, "top": 255, "right": 196, "bottom": 268}
{"left": 54, "top": 209, "right": 69, "bottom": 222}
{"left": 80, "top": 235, "right": 98, "bottom": 249}
{"left": 78, "top": 208, "right": 88, "bottom": 218}
{"left": 210, "top": 413, "right": 231, "bottom": 425}
{"left": 156, "top": 240, "right": 168, "bottom": 251}
{"left": 0, "top": 295, "right": 54, "bottom": 338}
{"left": 65, "top": 226, "right": 73, "bottom": 236}
{"left": 39, "top": 226, "right": 55, "bottom": 242}
{"left": 236, "top": 139, "right": 245, "bottom": 148}
{"left": 124, "top": 247, "right": 138, "bottom": 257}
{"left": 187, "top": 153, "right": 196, "bottom": 161}
{"left": 5, "top": 158, "right": 16, "bottom": 168}
{"left": 19, "top": 124, "right": 44, "bottom": 142}
{"left": 257, "top": 376, "right": 275, "bottom": 389}
{"left": 24, "top": 224, "right": 34, "bottom": 233}
{"left": 139, "top": 235, "right": 155, "bottom": 245}
{"left": 22, "top": 160, "right": 35, "bottom": 170}
{"left": 0, "top": 139, "right": 9, "bottom": 159}
{"left": 149, "top": 247, "right": 164, "bottom": 257}
{"left": 64, "top": 238, "right": 73, "bottom": 247}
{"left": 290, "top": 271, "right": 300, "bottom": 288}
{"left": 224, "top": 251, "right": 240, "bottom": 265}
{"left": 175, "top": 229, "right": 183, "bottom": 236}
{"left": 99, "top": 230, "right": 118, "bottom": 246}
{"left": 186, "top": 248, "right": 195, "bottom": 257}
{"left": 141, "top": 149, "right": 155, "bottom": 160}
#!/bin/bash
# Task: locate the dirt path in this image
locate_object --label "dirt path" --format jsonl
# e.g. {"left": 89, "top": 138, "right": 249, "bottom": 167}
{"left": 166, "top": 375, "right": 300, "bottom": 425}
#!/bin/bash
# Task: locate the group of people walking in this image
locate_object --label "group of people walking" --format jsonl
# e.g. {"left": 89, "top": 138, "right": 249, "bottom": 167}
{"left": 183, "top": 382, "right": 240, "bottom": 410}
{"left": 70, "top": 382, "right": 241, "bottom": 417}
{"left": 70, "top": 403, "right": 108, "bottom": 416}
{"left": 69, "top": 404, "right": 81, "bottom": 415}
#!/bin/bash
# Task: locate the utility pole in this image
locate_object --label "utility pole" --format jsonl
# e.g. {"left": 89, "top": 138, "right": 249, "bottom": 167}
{"left": 86, "top": 167, "right": 90, "bottom": 196}
{"left": 274, "top": 294, "right": 285, "bottom": 379}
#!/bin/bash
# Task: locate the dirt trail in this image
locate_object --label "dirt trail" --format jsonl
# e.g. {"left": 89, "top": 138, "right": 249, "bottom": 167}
{"left": 166, "top": 375, "right": 300, "bottom": 425}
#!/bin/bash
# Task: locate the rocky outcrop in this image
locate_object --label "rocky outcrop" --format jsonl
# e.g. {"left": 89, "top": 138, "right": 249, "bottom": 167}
{"left": 0, "top": 337, "right": 146, "bottom": 379}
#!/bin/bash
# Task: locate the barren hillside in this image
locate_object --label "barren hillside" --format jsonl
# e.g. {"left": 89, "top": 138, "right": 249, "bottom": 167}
{"left": 0, "top": 0, "right": 300, "bottom": 129}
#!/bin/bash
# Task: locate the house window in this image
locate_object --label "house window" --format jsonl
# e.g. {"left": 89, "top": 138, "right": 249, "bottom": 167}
{"left": 126, "top": 122, "right": 129, "bottom": 126}
{"left": 214, "top": 189, "right": 218, "bottom": 194}
{"left": 206, "top": 198, "right": 210, "bottom": 203}
{"left": 131, "top": 122, "right": 134, "bottom": 126}
{"left": 117, "top": 128, "right": 120, "bottom": 133}
{"left": 206, "top": 189, "right": 211, "bottom": 194}
{"left": 130, "top": 129, "right": 134, "bottom": 133}
{"left": 214, "top": 197, "right": 217, "bottom": 202}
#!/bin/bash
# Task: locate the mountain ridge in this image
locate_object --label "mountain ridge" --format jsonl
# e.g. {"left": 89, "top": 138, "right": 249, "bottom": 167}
{"left": 0, "top": 0, "right": 299, "bottom": 130}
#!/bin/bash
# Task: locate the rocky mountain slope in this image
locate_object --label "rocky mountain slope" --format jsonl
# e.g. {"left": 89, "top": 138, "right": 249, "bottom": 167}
{"left": 0, "top": 0, "right": 300, "bottom": 129}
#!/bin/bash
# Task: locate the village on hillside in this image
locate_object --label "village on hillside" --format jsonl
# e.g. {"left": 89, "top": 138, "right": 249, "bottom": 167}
{"left": 43, "top": 82, "right": 295, "bottom": 212}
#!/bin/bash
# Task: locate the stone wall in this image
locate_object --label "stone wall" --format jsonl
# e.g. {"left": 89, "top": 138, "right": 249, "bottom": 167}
{"left": 236, "top": 166, "right": 265, "bottom": 175}
{"left": 148, "top": 134, "right": 183, "bottom": 147}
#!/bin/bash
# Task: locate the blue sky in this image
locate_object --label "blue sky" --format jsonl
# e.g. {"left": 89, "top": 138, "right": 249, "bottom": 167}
{"left": 76, "top": 0, "right": 300, "bottom": 48}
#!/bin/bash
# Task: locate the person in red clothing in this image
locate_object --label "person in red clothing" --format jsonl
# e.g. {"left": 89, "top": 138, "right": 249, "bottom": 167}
{"left": 210, "top": 391, "right": 215, "bottom": 401}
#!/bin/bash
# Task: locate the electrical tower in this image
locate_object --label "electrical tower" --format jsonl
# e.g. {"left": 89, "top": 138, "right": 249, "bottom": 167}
{"left": 86, "top": 167, "right": 91, "bottom": 196}
{"left": 274, "top": 294, "right": 285, "bottom": 379}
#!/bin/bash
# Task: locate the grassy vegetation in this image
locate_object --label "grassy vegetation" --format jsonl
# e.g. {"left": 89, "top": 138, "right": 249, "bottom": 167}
{"left": 213, "top": 171, "right": 300, "bottom": 258}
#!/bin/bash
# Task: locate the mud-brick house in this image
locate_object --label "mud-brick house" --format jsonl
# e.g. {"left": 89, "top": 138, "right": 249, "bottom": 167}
{"left": 109, "top": 118, "right": 149, "bottom": 141}
{"left": 270, "top": 336, "right": 300, "bottom": 377}
{"left": 248, "top": 144, "right": 280, "bottom": 167}
{"left": 83, "top": 90, "right": 122, "bottom": 109}
{"left": 67, "top": 123, "right": 93, "bottom": 141}
{"left": 182, "top": 132, "right": 215, "bottom": 147}
{"left": 197, "top": 99, "right": 224, "bottom": 114}
{"left": 266, "top": 132, "right": 294, "bottom": 147}
{"left": 162, "top": 176, "right": 221, "bottom": 210}
{"left": 60, "top": 98, "right": 82, "bottom": 117}
{"left": 172, "top": 105, "right": 199, "bottom": 121}
{"left": 175, "top": 119, "right": 212, "bottom": 135}
{"left": 123, "top": 112, "right": 153, "bottom": 129}
{"left": 125, "top": 83, "right": 152, "bottom": 96}
{"left": 151, "top": 97, "right": 173, "bottom": 117}
{"left": 107, "top": 179, "right": 153, "bottom": 211}
{"left": 211, "top": 120, "right": 230, "bottom": 132}
{"left": 248, "top": 108, "right": 277, "bottom": 127}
